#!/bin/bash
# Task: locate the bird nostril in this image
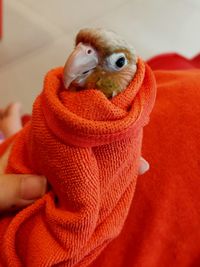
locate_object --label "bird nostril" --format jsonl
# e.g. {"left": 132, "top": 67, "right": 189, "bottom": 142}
{"left": 82, "top": 70, "right": 90, "bottom": 75}
{"left": 87, "top": 49, "right": 92, "bottom": 54}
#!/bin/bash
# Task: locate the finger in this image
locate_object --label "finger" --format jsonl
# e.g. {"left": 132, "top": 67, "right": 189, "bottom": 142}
{"left": 138, "top": 157, "right": 150, "bottom": 175}
{"left": 4, "top": 102, "right": 21, "bottom": 117}
{"left": 0, "top": 174, "right": 47, "bottom": 212}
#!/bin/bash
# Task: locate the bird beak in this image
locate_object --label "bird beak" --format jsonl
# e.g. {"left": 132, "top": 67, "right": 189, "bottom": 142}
{"left": 63, "top": 42, "right": 99, "bottom": 88}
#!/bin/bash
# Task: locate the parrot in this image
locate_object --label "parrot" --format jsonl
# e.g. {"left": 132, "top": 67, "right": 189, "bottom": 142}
{"left": 62, "top": 28, "right": 149, "bottom": 174}
{"left": 63, "top": 28, "right": 138, "bottom": 98}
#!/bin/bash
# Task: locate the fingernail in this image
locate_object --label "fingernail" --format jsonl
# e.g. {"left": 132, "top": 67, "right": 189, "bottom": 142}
{"left": 20, "top": 176, "right": 47, "bottom": 200}
{"left": 139, "top": 159, "right": 150, "bottom": 175}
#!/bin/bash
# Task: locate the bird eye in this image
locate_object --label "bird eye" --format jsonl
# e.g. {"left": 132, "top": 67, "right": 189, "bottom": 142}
{"left": 105, "top": 53, "right": 128, "bottom": 71}
{"left": 115, "top": 57, "right": 125, "bottom": 68}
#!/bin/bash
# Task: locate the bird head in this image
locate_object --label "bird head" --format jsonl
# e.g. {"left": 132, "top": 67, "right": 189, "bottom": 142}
{"left": 63, "top": 28, "right": 138, "bottom": 98}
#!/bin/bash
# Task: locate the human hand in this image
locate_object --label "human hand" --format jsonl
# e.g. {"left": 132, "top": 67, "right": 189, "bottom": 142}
{"left": 0, "top": 174, "right": 47, "bottom": 212}
{"left": 0, "top": 157, "right": 147, "bottom": 212}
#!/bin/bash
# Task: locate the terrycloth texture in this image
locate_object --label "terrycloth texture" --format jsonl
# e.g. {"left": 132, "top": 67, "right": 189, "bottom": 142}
{"left": 0, "top": 58, "right": 156, "bottom": 267}
{"left": 88, "top": 61, "right": 200, "bottom": 267}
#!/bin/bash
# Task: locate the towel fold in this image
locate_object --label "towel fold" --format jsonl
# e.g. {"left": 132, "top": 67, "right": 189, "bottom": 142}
{"left": 0, "top": 58, "right": 156, "bottom": 267}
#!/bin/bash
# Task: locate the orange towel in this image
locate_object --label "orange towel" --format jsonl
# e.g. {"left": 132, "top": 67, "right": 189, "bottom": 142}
{"left": 90, "top": 68, "right": 200, "bottom": 267}
{"left": 0, "top": 58, "right": 156, "bottom": 267}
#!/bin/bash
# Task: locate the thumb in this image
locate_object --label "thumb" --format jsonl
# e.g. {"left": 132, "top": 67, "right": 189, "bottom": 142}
{"left": 0, "top": 174, "right": 47, "bottom": 212}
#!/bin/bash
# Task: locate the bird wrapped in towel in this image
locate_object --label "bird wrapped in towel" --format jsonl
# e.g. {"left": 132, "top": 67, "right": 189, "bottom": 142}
{"left": 63, "top": 28, "right": 138, "bottom": 98}
{"left": 0, "top": 28, "right": 156, "bottom": 267}
{"left": 63, "top": 28, "right": 149, "bottom": 171}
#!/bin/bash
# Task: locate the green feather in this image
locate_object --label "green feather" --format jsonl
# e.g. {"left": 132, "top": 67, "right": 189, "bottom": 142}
{"left": 96, "top": 77, "right": 121, "bottom": 97}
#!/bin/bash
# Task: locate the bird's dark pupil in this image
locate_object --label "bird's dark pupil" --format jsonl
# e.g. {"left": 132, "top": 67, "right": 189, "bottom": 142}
{"left": 115, "top": 57, "right": 125, "bottom": 68}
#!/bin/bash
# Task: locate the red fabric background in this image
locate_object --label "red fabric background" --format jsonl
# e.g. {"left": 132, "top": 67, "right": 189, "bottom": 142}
{"left": 147, "top": 52, "right": 200, "bottom": 70}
